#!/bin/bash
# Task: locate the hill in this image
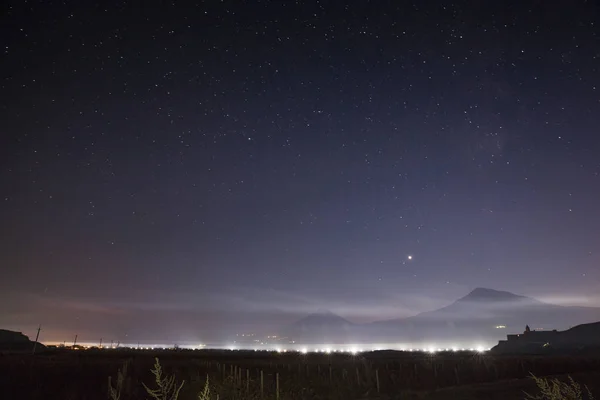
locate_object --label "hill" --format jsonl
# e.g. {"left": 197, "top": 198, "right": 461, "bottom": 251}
{"left": 491, "top": 321, "right": 600, "bottom": 354}
{"left": 0, "top": 329, "right": 45, "bottom": 353}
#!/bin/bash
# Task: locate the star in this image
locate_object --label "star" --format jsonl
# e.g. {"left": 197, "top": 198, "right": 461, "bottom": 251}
{"left": 0, "top": 0, "right": 597, "bottom": 347}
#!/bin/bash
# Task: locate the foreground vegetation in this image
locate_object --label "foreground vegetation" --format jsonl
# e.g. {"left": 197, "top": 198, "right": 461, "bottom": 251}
{"left": 524, "top": 375, "right": 595, "bottom": 400}
{"left": 1, "top": 349, "right": 600, "bottom": 399}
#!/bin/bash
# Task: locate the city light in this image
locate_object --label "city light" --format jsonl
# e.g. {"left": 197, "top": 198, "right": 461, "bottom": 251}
{"left": 42, "top": 341, "right": 491, "bottom": 354}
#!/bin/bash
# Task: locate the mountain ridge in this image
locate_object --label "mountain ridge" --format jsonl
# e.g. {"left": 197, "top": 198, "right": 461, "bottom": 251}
{"left": 282, "top": 288, "right": 600, "bottom": 346}
{"left": 456, "top": 287, "right": 536, "bottom": 303}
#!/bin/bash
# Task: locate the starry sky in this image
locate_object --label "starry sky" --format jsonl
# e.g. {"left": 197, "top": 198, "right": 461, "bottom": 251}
{"left": 1, "top": 1, "right": 599, "bottom": 344}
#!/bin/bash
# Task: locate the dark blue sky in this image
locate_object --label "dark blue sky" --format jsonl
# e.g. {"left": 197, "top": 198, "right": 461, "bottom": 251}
{"left": 1, "top": 0, "right": 599, "bottom": 343}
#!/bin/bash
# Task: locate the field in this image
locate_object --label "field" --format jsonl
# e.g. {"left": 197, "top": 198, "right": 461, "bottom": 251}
{"left": 2, "top": 349, "right": 600, "bottom": 399}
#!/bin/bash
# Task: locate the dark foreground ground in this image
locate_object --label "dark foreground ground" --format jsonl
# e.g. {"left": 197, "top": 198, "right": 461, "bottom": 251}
{"left": 1, "top": 349, "right": 599, "bottom": 399}
{"left": 403, "top": 370, "right": 600, "bottom": 399}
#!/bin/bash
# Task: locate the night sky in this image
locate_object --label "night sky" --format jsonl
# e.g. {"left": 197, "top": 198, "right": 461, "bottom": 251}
{"left": 1, "top": 1, "right": 599, "bottom": 344}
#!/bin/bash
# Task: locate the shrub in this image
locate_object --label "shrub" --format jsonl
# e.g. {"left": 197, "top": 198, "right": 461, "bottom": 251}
{"left": 198, "top": 375, "right": 210, "bottom": 400}
{"left": 108, "top": 360, "right": 129, "bottom": 400}
{"left": 142, "top": 358, "right": 185, "bottom": 400}
{"left": 524, "top": 374, "right": 595, "bottom": 400}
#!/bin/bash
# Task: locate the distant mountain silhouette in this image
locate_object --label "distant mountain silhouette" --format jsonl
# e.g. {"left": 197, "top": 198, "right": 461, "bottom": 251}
{"left": 283, "top": 288, "right": 600, "bottom": 347}
{"left": 372, "top": 288, "right": 600, "bottom": 345}
{"left": 456, "top": 287, "right": 539, "bottom": 303}
{"left": 281, "top": 309, "right": 355, "bottom": 344}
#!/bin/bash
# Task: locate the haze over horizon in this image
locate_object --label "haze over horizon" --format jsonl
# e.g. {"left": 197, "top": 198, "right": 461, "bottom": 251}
{"left": 1, "top": 1, "right": 599, "bottom": 344}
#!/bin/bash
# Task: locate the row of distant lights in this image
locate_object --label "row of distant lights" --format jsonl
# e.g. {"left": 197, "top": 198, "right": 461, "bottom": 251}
{"left": 75, "top": 345, "right": 487, "bottom": 353}
{"left": 67, "top": 345, "right": 208, "bottom": 350}
{"left": 84, "top": 346, "right": 174, "bottom": 350}
{"left": 229, "top": 347, "right": 488, "bottom": 354}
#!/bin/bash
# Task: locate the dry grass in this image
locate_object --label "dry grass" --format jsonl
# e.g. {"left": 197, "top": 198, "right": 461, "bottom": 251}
{"left": 108, "top": 360, "right": 129, "bottom": 400}
{"left": 197, "top": 375, "right": 210, "bottom": 400}
{"left": 524, "top": 374, "right": 595, "bottom": 400}
{"left": 142, "top": 358, "right": 186, "bottom": 400}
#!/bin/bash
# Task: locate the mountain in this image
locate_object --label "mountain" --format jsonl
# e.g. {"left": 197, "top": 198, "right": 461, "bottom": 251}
{"left": 283, "top": 288, "right": 600, "bottom": 347}
{"left": 372, "top": 288, "right": 600, "bottom": 346}
{"left": 455, "top": 287, "right": 538, "bottom": 303}
{"left": 281, "top": 309, "right": 356, "bottom": 344}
